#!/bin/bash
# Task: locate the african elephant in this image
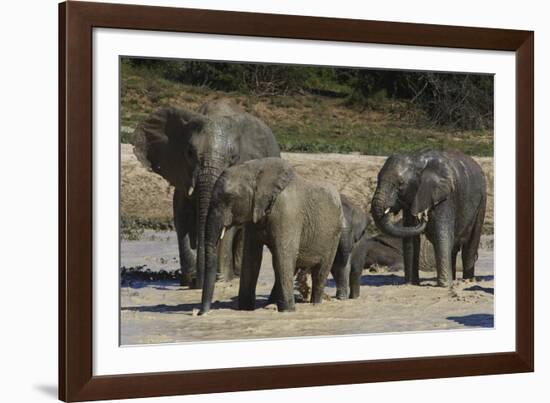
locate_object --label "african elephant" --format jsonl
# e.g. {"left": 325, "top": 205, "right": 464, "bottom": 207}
{"left": 288, "top": 194, "right": 369, "bottom": 302}
{"left": 371, "top": 149, "right": 486, "bottom": 287}
{"left": 134, "top": 99, "right": 280, "bottom": 288}
{"left": 200, "top": 158, "right": 343, "bottom": 314}
{"left": 331, "top": 195, "right": 369, "bottom": 299}
{"left": 351, "top": 234, "right": 404, "bottom": 274}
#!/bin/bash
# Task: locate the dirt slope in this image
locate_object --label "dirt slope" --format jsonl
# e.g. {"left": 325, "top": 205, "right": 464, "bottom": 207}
{"left": 120, "top": 144, "right": 494, "bottom": 233}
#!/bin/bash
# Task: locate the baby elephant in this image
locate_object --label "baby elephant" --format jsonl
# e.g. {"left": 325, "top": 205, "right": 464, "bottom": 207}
{"left": 200, "top": 158, "right": 344, "bottom": 314}
{"left": 331, "top": 195, "right": 369, "bottom": 299}
{"left": 293, "top": 194, "right": 369, "bottom": 302}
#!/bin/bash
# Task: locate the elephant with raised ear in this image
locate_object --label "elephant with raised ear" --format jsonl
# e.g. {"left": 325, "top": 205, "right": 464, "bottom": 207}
{"left": 200, "top": 158, "right": 344, "bottom": 314}
{"left": 134, "top": 99, "right": 280, "bottom": 289}
{"left": 371, "top": 149, "right": 486, "bottom": 287}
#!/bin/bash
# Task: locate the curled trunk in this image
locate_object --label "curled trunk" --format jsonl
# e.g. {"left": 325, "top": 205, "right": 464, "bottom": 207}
{"left": 371, "top": 186, "right": 427, "bottom": 238}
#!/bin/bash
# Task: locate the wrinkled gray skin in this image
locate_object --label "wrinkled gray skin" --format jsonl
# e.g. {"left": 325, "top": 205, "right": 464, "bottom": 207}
{"left": 268, "top": 194, "right": 368, "bottom": 303}
{"left": 134, "top": 100, "right": 280, "bottom": 289}
{"left": 331, "top": 195, "right": 369, "bottom": 299}
{"left": 200, "top": 158, "right": 343, "bottom": 314}
{"left": 351, "top": 234, "right": 404, "bottom": 274}
{"left": 371, "top": 149, "right": 486, "bottom": 287}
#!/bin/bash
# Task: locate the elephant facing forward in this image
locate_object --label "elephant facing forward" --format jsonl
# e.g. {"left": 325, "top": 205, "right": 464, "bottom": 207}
{"left": 200, "top": 158, "right": 344, "bottom": 314}
{"left": 134, "top": 99, "right": 280, "bottom": 288}
{"left": 371, "top": 149, "right": 486, "bottom": 287}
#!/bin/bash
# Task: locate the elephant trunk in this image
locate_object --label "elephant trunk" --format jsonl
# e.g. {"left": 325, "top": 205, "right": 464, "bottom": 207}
{"left": 371, "top": 184, "right": 427, "bottom": 238}
{"left": 195, "top": 166, "right": 223, "bottom": 289}
{"left": 200, "top": 206, "right": 225, "bottom": 314}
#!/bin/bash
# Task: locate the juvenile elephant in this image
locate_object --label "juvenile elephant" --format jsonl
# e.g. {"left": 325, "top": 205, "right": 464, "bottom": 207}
{"left": 371, "top": 149, "right": 486, "bottom": 287}
{"left": 291, "top": 194, "right": 369, "bottom": 301}
{"left": 134, "top": 99, "right": 280, "bottom": 288}
{"left": 200, "top": 158, "right": 343, "bottom": 314}
{"left": 331, "top": 195, "right": 369, "bottom": 299}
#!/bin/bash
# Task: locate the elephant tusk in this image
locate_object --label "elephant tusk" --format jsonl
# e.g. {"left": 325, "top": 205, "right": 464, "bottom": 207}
{"left": 384, "top": 208, "right": 391, "bottom": 215}
{"left": 220, "top": 226, "right": 226, "bottom": 240}
{"left": 188, "top": 186, "right": 194, "bottom": 196}
{"left": 422, "top": 209, "right": 429, "bottom": 222}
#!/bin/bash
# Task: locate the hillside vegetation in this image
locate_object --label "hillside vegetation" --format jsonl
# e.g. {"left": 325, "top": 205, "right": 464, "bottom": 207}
{"left": 120, "top": 61, "right": 493, "bottom": 157}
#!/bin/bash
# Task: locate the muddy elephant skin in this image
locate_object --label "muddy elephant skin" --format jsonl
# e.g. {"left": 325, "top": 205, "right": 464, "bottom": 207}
{"left": 331, "top": 195, "right": 369, "bottom": 299}
{"left": 134, "top": 99, "right": 280, "bottom": 288}
{"left": 371, "top": 149, "right": 487, "bottom": 287}
{"left": 200, "top": 158, "right": 344, "bottom": 314}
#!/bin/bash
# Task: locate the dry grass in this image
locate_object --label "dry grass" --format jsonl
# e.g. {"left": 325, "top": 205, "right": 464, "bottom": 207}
{"left": 120, "top": 65, "right": 493, "bottom": 156}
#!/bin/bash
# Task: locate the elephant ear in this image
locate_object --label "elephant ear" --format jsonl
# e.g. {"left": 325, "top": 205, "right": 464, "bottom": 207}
{"left": 411, "top": 159, "right": 454, "bottom": 215}
{"left": 133, "top": 107, "right": 204, "bottom": 171}
{"left": 251, "top": 158, "right": 294, "bottom": 224}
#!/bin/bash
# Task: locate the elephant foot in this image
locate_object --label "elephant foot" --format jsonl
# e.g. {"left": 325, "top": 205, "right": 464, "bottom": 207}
{"left": 238, "top": 297, "right": 256, "bottom": 311}
{"left": 181, "top": 275, "right": 197, "bottom": 287}
{"left": 335, "top": 291, "right": 349, "bottom": 301}
{"left": 276, "top": 303, "right": 296, "bottom": 312}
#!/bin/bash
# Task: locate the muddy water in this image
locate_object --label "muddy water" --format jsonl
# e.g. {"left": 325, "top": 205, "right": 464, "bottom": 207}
{"left": 120, "top": 231, "right": 494, "bottom": 345}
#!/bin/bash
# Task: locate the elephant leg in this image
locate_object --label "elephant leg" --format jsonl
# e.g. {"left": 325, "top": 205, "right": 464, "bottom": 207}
{"left": 451, "top": 247, "right": 459, "bottom": 281}
{"left": 217, "top": 226, "right": 236, "bottom": 282}
{"left": 232, "top": 227, "right": 244, "bottom": 277}
{"left": 349, "top": 261, "right": 362, "bottom": 299}
{"left": 462, "top": 203, "right": 485, "bottom": 280}
{"left": 266, "top": 280, "right": 279, "bottom": 305}
{"left": 331, "top": 228, "right": 352, "bottom": 299}
{"left": 433, "top": 223, "right": 454, "bottom": 288}
{"left": 270, "top": 246, "right": 297, "bottom": 312}
{"left": 331, "top": 255, "right": 350, "bottom": 300}
{"left": 349, "top": 239, "right": 367, "bottom": 298}
{"left": 402, "top": 213, "right": 420, "bottom": 284}
{"left": 178, "top": 234, "right": 197, "bottom": 286}
{"left": 311, "top": 261, "right": 333, "bottom": 305}
{"left": 402, "top": 236, "right": 420, "bottom": 284}
{"left": 173, "top": 189, "right": 196, "bottom": 286}
{"left": 412, "top": 235, "right": 420, "bottom": 282}
{"left": 312, "top": 247, "right": 337, "bottom": 305}
{"left": 237, "top": 228, "right": 263, "bottom": 311}
{"left": 310, "top": 265, "right": 323, "bottom": 304}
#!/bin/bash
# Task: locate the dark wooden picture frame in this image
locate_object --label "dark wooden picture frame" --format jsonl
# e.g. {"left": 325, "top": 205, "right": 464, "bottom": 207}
{"left": 59, "top": 1, "right": 534, "bottom": 401}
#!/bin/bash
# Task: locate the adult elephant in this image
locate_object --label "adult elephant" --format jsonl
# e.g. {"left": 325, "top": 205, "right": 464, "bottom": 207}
{"left": 200, "top": 158, "right": 343, "bottom": 314}
{"left": 134, "top": 99, "right": 280, "bottom": 289}
{"left": 370, "top": 149, "right": 486, "bottom": 287}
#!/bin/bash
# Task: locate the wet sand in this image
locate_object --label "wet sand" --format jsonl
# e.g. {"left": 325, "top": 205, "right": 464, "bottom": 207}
{"left": 120, "top": 231, "right": 494, "bottom": 345}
